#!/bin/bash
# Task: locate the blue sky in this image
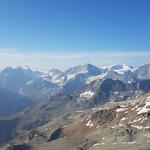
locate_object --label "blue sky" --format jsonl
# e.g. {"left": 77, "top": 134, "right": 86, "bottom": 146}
{"left": 0, "top": 0, "right": 150, "bottom": 70}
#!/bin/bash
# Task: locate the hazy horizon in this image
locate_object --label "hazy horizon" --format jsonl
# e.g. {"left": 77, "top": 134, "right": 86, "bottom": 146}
{"left": 1, "top": 49, "right": 150, "bottom": 72}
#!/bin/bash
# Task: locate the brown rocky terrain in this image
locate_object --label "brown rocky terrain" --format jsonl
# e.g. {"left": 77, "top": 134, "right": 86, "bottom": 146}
{"left": 1, "top": 93, "right": 150, "bottom": 150}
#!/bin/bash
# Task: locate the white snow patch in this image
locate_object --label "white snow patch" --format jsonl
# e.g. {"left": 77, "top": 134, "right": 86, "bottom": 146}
{"left": 119, "top": 123, "right": 125, "bottom": 127}
{"left": 86, "top": 120, "right": 94, "bottom": 128}
{"left": 141, "top": 117, "right": 147, "bottom": 123}
{"left": 125, "top": 111, "right": 128, "bottom": 114}
{"left": 132, "top": 117, "right": 143, "bottom": 123}
{"left": 116, "top": 107, "right": 127, "bottom": 113}
{"left": 113, "top": 64, "right": 133, "bottom": 75}
{"left": 93, "top": 143, "right": 105, "bottom": 146}
{"left": 131, "top": 105, "right": 139, "bottom": 110}
{"left": 120, "top": 141, "right": 136, "bottom": 144}
{"left": 120, "top": 104, "right": 127, "bottom": 108}
{"left": 96, "top": 125, "right": 100, "bottom": 128}
{"left": 121, "top": 117, "right": 126, "bottom": 121}
{"left": 80, "top": 90, "right": 94, "bottom": 98}
{"left": 114, "top": 92, "right": 119, "bottom": 95}
{"left": 62, "top": 125, "right": 68, "bottom": 128}
{"left": 131, "top": 125, "right": 143, "bottom": 129}
{"left": 102, "top": 137, "right": 105, "bottom": 140}
{"left": 144, "top": 126, "right": 150, "bottom": 129}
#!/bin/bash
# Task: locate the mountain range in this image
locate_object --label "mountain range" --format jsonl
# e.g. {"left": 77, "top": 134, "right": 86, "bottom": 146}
{"left": 0, "top": 63, "right": 150, "bottom": 103}
{"left": 0, "top": 63, "right": 150, "bottom": 150}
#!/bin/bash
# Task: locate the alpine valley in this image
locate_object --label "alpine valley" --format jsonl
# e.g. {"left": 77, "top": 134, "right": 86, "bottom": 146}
{"left": 0, "top": 63, "right": 150, "bottom": 150}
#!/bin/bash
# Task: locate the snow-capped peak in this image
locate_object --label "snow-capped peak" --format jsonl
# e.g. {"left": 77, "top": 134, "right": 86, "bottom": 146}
{"left": 48, "top": 69, "right": 62, "bottom": 76}
{"left": 121, "top": 64, "right": 133, "bottom": 71}
{"left": 65, "top": 63, "right": 102, "bottom": 75}
{"left": 105, "top": 64, "right": 133, "bottom": 75}
{"left": 109, "top": 64, "right": 133, "bottom": 71}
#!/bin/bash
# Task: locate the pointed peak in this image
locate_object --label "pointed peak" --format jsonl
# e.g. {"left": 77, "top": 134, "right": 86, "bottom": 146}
{"left": 65, "top": 63, "right": 102, "bottom": 76}
{"left": 49, "top": 69, "right": 62, "bottom": 75}
{"left": 82, "top": 63, "right": 95, "bottom": 67}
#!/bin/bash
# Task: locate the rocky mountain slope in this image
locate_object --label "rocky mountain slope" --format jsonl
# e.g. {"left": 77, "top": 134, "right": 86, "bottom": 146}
{"left": 76, "top": 78, "right": 150, "bottom": 108}
{"left": 1, "top": 63, "right": 150, "bottom": 102}
{"left": 1, "top": 93, "right": 149, "bottom": 150}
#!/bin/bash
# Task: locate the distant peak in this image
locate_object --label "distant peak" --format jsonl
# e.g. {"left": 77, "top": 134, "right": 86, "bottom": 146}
{"left": 4, "top": 66, "right": 31, "bottom": 70}
{"left": 65, "top": 63, "right": 102, "bottom": 76}
{"left": 73, "top": 63, "right": 99, "bottom": 70}
{"left": 82, "top": 63, "right": 94, "bottom": 67}
{"left": 108, "top": 64, "right": 133, "bottom": 71}
{"left": 82, "top": 63, "right": 101, "bottom": 69}
{"left": 49, "top": 69, "right": 62, "bottom": 75}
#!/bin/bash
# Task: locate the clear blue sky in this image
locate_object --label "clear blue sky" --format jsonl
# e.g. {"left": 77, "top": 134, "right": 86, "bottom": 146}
{"left": 0, "top": 0, "right": 150, "bottom": 71}
{"left": 0, "top": 0, "right": 150, "bottom": 52}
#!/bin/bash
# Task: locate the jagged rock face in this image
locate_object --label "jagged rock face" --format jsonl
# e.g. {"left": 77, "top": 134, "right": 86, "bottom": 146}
{"left": 94, "top": 79, "right": 136, "bottom": 104}
{"left": 77, "top": 79, "right": 137, "bottom": 108}
{"left": 91, "top": 109, "right": 117, "bottom": 125}
{"left": 135, "top": 64, "right": 150, "bottom": 79}
{"left": 77, "top": 78, "right": 150, "bottom": 109}
{"left": 111, "top": 126, "right": 137, "bottom": 142}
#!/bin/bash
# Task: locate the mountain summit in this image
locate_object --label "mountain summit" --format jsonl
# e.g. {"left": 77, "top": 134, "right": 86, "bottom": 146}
{"left": 65, "top": 63, "right": 102, "bottom": 76}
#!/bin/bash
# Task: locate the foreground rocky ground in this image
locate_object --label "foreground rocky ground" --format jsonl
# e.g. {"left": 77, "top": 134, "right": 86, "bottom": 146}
{"left": 1, "top": 94, "right": 150, "bottom": 150}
